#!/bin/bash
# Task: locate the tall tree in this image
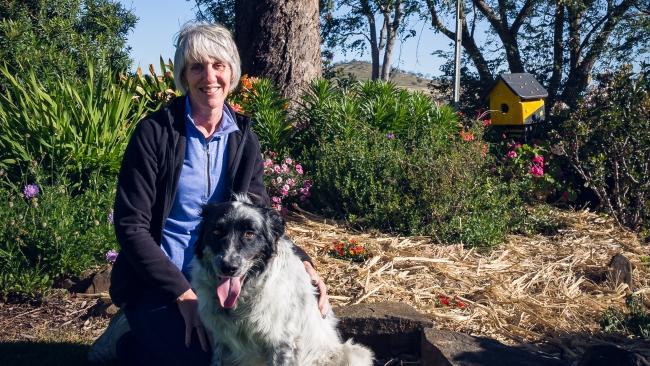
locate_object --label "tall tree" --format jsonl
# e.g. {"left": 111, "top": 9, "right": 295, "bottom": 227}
{"left": 322, "top": 0, "right": 418, "bottom": 80}
{"left": 193, "top": 0, "right": 322, "bottom": 100}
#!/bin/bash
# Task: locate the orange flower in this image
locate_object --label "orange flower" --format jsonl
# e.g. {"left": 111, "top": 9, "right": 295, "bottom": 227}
{"left": 240, "top": 74, "right": 253, "bottom": 90}
{"left": 459, "top": 130, "right": 475, "bottom": 142}
{"left": 231, "top": 103, "right": 243, "bottom": 113}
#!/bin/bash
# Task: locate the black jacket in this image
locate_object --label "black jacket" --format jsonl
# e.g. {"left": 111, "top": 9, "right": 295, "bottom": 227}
{"left": 109, "top": 97, "right": 306, "bottom": 306}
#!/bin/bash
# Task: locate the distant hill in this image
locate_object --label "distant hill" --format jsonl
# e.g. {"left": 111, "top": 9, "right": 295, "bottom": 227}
{"left": 330, "top": 60, "right": 438, "bottom": 95}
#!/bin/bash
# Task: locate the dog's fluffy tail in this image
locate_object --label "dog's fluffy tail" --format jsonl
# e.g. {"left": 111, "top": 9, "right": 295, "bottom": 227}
{"left": 332, "top": 339, "right": 373, "bottom": 366}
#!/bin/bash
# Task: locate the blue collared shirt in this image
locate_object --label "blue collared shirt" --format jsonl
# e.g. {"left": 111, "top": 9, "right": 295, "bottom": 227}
{"left": 160, "top": 96, "right": 239, "bottom": 280}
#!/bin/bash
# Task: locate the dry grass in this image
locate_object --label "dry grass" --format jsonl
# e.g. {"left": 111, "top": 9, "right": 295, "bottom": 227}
{"left": 286, "top": 207, "right": 650, "bottom": 356}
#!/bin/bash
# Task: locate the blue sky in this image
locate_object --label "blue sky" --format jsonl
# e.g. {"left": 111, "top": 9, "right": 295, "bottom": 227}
{"left": 118, "top": 0, "right": 451, "bottom": 77}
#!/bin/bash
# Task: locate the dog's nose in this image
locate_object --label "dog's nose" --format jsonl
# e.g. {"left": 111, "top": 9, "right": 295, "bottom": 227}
{"left": 221, "top": 261, "right": 239, "bottom": 276}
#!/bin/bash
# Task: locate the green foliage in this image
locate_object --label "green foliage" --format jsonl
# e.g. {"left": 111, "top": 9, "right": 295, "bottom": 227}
{"left": 0, "top": 171, "right": 117, "bottom": 300}
{"left": 123, "top": 58, "right": 179, "bottom": 111}
{"left": 297, "top": 79, "right": 521, "bottom": 247}
{"left": 228, "top": 76, "right": 293, "bottom": 155}
{"left": 600, "top": 295, "right": 650, "bottom": 339}
{"left": 0, "top": 0, "right": 136, "bottom": 89}
{"left": 553, "top": 65, "right": 650, "bottom": 231}
{"left": 0, "top": 62, "right": 149, "bottom": 183}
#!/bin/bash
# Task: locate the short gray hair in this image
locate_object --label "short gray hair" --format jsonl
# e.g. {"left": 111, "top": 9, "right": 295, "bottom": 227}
{"left": 173, "top": 22, "right": 241, "bottom": 95}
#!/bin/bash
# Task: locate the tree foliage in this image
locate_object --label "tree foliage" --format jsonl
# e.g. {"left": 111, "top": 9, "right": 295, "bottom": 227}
{"left": 0, "top": 0, "right": 137, "bottom": 87}
{"left": 423, "top": 0, "right": 649, "bottom": 107}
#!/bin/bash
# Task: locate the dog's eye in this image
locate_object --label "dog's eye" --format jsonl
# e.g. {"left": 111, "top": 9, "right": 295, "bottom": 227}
{"left": 243, "top": 231, "right": 255, "bottom": 239}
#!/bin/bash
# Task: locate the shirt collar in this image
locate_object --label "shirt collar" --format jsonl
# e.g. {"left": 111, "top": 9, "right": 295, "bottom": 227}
{"left": 184, "top": 95, "right": 239, "bottom": 136}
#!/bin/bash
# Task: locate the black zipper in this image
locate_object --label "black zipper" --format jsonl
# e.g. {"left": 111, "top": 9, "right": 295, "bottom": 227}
{"left": 206, "top": 142, "right": 211, "bottom": 196}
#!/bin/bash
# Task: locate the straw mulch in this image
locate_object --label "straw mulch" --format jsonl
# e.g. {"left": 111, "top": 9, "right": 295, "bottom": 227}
{"left": 286, "top": 207, "right": 650, "bottom": 357}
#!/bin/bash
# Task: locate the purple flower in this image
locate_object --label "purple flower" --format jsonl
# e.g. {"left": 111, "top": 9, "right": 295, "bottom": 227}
{"left": 105, "top": 249, "right": 119, "bottom": 264}
{"left": 23, "top": 183, "right": 39, "bottom": 199}
{"left": 107, "top": 209, "right": 114, "bottom": 224}
{"left": 386, "top": 132, "right": 395, "bottom": 140}
{"left": 506, "top": 150, "right": 517, "bottom": 159}
{"left": 295, "top": 164, "right": 303, "bottom": 175}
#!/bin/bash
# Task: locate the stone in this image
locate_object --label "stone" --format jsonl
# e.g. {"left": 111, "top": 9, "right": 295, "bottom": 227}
{"left": 88, "top": 297, "right": 119, "bottom": 317}
{"left": 609, "top": 253, "right": 633, "bottom": 289}
{"left": 577, "top": 345, "right": 644, "bottom": 366}
{"left": 71, "top": 265, "right": 112, "bottom": 294}
{"left": 335, "top": 301, "right": 433, "bottom": 358}
{"left": 421, "top": 328, "right": 567, "bottom": 366}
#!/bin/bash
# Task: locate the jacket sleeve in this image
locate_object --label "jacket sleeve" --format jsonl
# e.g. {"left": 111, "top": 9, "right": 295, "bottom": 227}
{"left": 246, "top": 132, "right": 271, "bottom": 207}
{"left": 113, "top": 119, "right": 191, "bottom": 303}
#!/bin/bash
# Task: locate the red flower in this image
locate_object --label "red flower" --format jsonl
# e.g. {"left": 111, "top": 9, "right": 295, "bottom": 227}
{"left": 482, "top": 119, "right": 492, "bottom": 127}
{"left": 438, "top": 295, "right": 450, "bottom": 306}
{"left": 459, "top": 131, "right": 475, "bottom": 142}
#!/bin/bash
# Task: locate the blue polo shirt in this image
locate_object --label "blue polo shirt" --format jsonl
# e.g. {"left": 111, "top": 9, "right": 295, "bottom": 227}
{"left": 160, "top": 96, "right": 239, "bottom": 280}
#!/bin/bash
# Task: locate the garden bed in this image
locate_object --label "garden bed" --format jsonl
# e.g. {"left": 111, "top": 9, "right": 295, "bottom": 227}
{"left": 0, "top": 207, "right": 648, "bottom": 363}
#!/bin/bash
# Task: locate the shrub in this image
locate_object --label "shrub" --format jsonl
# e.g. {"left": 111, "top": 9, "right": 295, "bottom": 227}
{"left": 262, "top": 152, "right": 312, "bottom": 212}
{"left": 601, "top": 295, "right": 650, "bottom": 339}
{"left": 0, "top": 170, "right": 117, "bottom": 300}
{"left": 297, "top": 79, "right": 521, "bottom": 247}
{"left": 0, "top": 62, "right": 149, "bottom": 184}
{"left": 553, "top": 65, "right": 650, "bottom": 231}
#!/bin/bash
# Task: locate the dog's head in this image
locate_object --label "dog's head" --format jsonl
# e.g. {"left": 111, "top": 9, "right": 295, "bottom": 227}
{"left": 195, "top": 193, "right": 285, "bottom": 309}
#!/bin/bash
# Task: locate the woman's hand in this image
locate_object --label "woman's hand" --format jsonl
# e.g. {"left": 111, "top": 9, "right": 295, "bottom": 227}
{"left": 303, "top": 261, "right": 330, "bottom": 317}
{"left": 176, "top": 288, "right": 209, "bottom": 352}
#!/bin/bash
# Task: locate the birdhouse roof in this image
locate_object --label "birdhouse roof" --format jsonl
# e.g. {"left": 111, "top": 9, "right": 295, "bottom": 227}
{"left": 496, "top": 73, "right": 548, "bottom": 99}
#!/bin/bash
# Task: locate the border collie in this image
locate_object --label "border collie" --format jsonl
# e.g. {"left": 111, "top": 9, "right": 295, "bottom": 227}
{"left": 191, "top": 194, "right": 373, "bottom": 366}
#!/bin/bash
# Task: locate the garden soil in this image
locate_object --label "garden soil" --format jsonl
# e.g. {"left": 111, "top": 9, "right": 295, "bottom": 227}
{"left": 1, "top": 207, "right": 649, "bottom": 364}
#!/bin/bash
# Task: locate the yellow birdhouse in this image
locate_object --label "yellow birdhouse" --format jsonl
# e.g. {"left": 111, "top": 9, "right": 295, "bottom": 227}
{"left": 487, "top": 73, "right": 548, "bottom": 126}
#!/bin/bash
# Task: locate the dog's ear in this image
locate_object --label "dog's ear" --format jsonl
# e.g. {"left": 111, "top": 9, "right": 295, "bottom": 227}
{"left": 267, "top": 208, "right": 285, "bottom": 241}
{"left": 247, "top": 192, "right": 266, "bottom": 207}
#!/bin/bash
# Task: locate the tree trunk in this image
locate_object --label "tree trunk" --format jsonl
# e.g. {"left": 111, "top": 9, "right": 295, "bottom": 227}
{"left": 235, "top": 0, "right": 321, "bottom": 100}
{"left": 546, "top": 0, "right": 565, "bottom": 112}
{"left": 360, "top": 0, "right": 380, "bottom": 80}
{"left": 380, "top": 0, "right": 402, "bottom": 80}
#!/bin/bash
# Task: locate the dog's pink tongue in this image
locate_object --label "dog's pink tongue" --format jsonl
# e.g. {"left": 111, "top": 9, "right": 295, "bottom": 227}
{"left": 216, "top": 276, "right": 242, "bottom": 309}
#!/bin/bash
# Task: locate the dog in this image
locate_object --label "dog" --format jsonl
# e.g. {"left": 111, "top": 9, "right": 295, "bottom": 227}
{"left": 191, "top": 194, "right": 374, "bottom": 366}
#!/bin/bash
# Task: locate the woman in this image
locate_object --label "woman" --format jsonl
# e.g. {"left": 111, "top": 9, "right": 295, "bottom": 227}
{"left": 88, "top": 22, "right": 328, "bottom": 365}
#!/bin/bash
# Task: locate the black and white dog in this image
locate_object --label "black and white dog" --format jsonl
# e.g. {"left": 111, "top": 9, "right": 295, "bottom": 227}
{"left": 191, "top": 194, "right": 374, "bottom": 366}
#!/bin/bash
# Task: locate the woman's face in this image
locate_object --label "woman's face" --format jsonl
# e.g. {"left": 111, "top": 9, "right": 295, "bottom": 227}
{"left": 185, "top": 57, "right": 232, "bottom": 112}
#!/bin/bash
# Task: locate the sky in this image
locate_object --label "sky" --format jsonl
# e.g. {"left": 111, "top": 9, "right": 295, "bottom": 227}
{"left": 118, "top": 0, "right": 453, "bottom": 77}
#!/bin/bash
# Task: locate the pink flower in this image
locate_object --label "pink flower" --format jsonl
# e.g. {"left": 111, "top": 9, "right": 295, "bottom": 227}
{"left": 282, "top": 184, "right": 290, "bottom": 192}
{"left": 532, "top": 155, "right": 544, "bottom": 166}
{"left": 264, "top": 159, "right": 273, "bottom": 168}
{"left": 273, "top": 165, "right": 281, "bottom": 173}
{"left": 272, "top": 203, "right": 282, "bottom": 211}
{"left": 286, "top": 178, "right": 296, "bottom": 187}
{"left": 506, "top": 150, "right": 517, "bottom": 159}
{"left": 281, "top": 188, "right": 289, "bottom": 197}
{"left": 295, "top": 164, "right": 303, "bottom": 175}
{"left": 281, "top": 164, "right": 289, "bottom": 173}
{"left": 272, "top": 196, "right": 281, "bottom": 204}
{"left": 529, "top": 165, "right": 544, "bottom": 177}
{"left": 284, "top": 158, "right": 293, "bottom": 165}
